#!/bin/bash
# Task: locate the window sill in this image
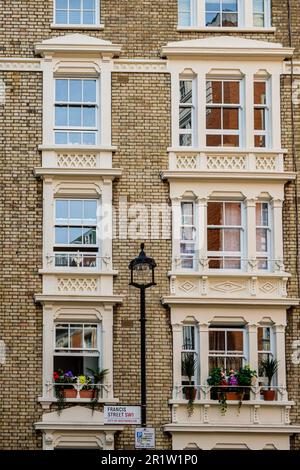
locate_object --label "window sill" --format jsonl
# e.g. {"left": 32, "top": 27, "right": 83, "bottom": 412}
{"left": 38, "top": 396, "right": 119, "bottom": 409}
{"left": 38, "top": 145, "right": 118, "bottom": 152}
{"left": 177, "top": 26, "right": 276, "bottom": 33}
{"left": 50, "top": 23, "right": 105, "bottom": 30}
{"left": 167, "top": 147, "right": 288, "bottom": 154}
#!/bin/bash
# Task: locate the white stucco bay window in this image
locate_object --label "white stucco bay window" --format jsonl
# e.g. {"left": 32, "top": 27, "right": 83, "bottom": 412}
{"left": 178, "top": 0, "right": 273, "bottom": 31}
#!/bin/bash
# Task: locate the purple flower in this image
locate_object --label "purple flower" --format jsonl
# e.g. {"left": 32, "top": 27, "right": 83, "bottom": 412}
{"left": 229, "top": 375, "right": 238, "bottom": 386}
{"left": 64, "top": 371, "right": 74, "bottom": 378}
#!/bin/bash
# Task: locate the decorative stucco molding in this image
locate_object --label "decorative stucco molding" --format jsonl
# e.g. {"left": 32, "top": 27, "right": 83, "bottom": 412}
{"left": 0, "top": 59, "right": 41, "bottom": 71}
{"left": 113, "top": 59, "right": 168, "bottom": 73}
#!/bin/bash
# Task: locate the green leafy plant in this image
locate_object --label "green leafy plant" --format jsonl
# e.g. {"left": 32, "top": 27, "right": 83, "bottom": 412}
{"left": 87, "top": 368, "right": 109, "bottom": 411}
{"left": 181, "top": 353, "right": 198, "bottom": 415}
{"left": 207, "top": 367, "right": 228, "bottom": 414}
{"left": 53, "top": 369, "right": 75, "bottom": 413}
{"left": 260, "top": 357, "right": 279, "bottom": 387}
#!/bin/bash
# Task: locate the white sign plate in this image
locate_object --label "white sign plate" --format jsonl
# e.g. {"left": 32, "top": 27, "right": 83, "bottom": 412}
{"left": 104, "top": 406, "right": 141, "bottom": 425}
{"left": 135, "top": 428, "right": 155, "bottom": 449}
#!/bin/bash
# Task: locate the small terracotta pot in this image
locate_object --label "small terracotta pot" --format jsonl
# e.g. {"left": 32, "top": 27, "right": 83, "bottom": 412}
{"left": 80, "top": 390, "right": 94, "bottom": 399}
{"left": 185, "top": 388, "right": 197, "bottom": 401}
{"left": 225, "top": 391, "right": 240, "bottom": 400}
{"left": 63, "top": 389, "right": 77, "bottom": 398}
{"left": 263, "top": 390, "right": 276, "bottom": 401}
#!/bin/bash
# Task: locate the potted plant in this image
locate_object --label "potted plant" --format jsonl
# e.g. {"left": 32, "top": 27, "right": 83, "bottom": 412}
{"left": 260, "top": 357, "right": 279, "bottom": 401}
{"left": 207, "top": 367, "right": 228, "bottom": 414}
{"left": 87, "top": 368, "right": 109, "bottom": 407}
{"left": 78, "top": 375, "right": 93, "bottom": 398}
{"left": 236, "top": 366, "right": 257, "bottom": 401}
{"left": 181, "top": 353, "right": 198, "bottom": 415}
{"left": 53, "top": 369, "right": 76, "bottom": 411}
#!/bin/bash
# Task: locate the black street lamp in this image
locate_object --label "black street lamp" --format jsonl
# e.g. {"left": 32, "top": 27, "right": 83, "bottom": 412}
{"left": 129, "top": 243, "right": 156, "bottom": 428}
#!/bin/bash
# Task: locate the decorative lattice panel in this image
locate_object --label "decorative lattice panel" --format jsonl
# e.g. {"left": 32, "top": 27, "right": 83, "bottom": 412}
{"left": 176, "top": 155, "right": 197, "bottom": 169}
{"left": 57, "top": 278, "right": 98, "bottom": 293}
{"left": 57, "top": 153, "right": 97, "bottom": 168}
{"left": 207, "top": 154, "right": 246, "bottom": 171}
{"left": 255, "top": 155, "right": 276, "bottom": 171}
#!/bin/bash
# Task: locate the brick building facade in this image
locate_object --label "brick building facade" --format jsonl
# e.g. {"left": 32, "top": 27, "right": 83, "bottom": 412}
{"left": 0, "top": 0, "right": 300, "bottom": 450}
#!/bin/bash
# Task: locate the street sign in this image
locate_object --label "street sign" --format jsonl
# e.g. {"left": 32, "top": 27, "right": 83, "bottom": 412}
{"left": 135, "top": 428, "right": 155, "bottom": 449}
{"left": 104, "top": 406, "right": 141, "bottom": 425}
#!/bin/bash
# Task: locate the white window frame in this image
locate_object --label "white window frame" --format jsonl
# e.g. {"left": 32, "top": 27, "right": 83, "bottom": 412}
{"left": 54, "top": 0, "right": 100, "bottom": 26}
{"left": 181, "top": 324, "right": 199, "bottom": 385}
{"left": 253, "top": 0, "right": 271, "bottom": 28}
{"left": 256, "top": 201, "right": 272, "bottom": 271}
{"left": 177, "top": 0, "right": 272, "bottom": 29}
{"left": 180, "top": 201, "right": 197, "bottom": 269}
{"left": 179, "top": 78, "right": 196, "bottom": 147}
{"left": 254, "top": 78, "right": 270, "bottom": 149}
{"left": 54, "top": 78, "right": 99, "bottom": 146}
{"left": 206, "top": 78, "right": 243, "bottom": 149}
{"left": 178, "top": 0, "right": 197, "bottom": 27}
{"left": 208, "top": 327, "right": 247, "bottom": 371}
{"left": 53, "top": 198, "right": 100, "bottom": 269}
{"left": 207, "top": 200, "right": 245, "bottom": 271}
{"left": 257, "top": 325, "right": 275, "bottom": 383}
{"left": 205, "top": 0, "right": 241, "bottom": 28}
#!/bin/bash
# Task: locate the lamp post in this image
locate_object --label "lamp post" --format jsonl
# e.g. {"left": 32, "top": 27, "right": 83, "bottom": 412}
{"left": 129, "top": 243, "right": 156, "bottom": 428}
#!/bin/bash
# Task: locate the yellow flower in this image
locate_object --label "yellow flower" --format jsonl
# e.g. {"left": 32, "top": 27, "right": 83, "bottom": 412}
{"left": 78, "top": 375, "right": 86, "bottom": 384}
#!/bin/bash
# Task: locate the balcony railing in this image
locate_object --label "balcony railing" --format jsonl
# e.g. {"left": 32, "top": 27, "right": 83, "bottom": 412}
{"left": 46, "top": 252, "right": 111, "bottom": 269}
{"left": 174, "top": 257, "right": 285, "bottom": 273}
{"left": 173, "top": 384, "right": 288, "bottom": 402}
{"left": 168, "top": 150, "right": 284, "bottom": 173}
{"left": 47, "top": 380, "right": 111, "bottom": 400}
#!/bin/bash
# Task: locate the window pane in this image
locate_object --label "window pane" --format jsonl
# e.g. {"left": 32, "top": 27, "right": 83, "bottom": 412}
{"left": 209, "top": 356, "right": 225, "bottom": 370}
{"left": 208, "top": 202, "right": 223, "bottom": 225}
{"left": 84, "top": 325, "right": 97, "bottom": 348}
{"left": 55, "top": 227, "right": 68, "bottom": 244}
{"left": 69, "top": 106, "right": 81, "bottom": 126}
{"left": 83, "top": 132, "right": 96, "bottom": 145}
{"left": 56, "top": 200, "right": 68, "bottom": 221}
{"left": 258, "top": 327, "right": 271, "bottom": 351}
{"left": 56, "top": 10, "right": 68, "bottom": 23}
{"left": 209, "top": 330, "right": 225, "bottom": 352}
{"left": 208, "top": 229, "right": 222, "bottom": 251}
{"left": 83, "top": 80, "right": 96, "bottom": 102}
{"left": 83, "top": 227, "right": 96, "bottom": 244}
{"left": 222, "top": 13, "right": 238, "bottom": 26}
{"left": 222, "top": 0, "right": 238, "bottom": 12}
{"left": 206, "top": 81, "right": 222, "bottom": 104}
{"left": 206, "top": 108, "right": 221, "bottom": 129}
{"left": 224, "top": 228, "right": 240, "bottom": 251}
{"left": 226, "top": 357, "right": 243, "bottom": 370}
{"left": 70, "top": 0, "right": 81, "bottom": 7}
{"left": 70, "top": 227, "right": 82, "bottom": 244}
{"left": 256, "top": 228, "right": 268, "bottom": 252}
{"left": 223, "top": 82, "right": 239, "bottom": 104}
{"left": 57, "top": 0, "right": 68, "bottom": 8}
{"left": 70, "top": 325, "right": 83, "bottom": 348}
{"left": 206, "top": 134, "right": 222, "bottom": 146}
{"left": 180, "top": 243, "right": 195, "bottom": 254}
{"left": 179, "top": 13, "right": 191, "bottom": 26}
{"left": 227, "top": 330, "right": 243, "bottom": 352}
{"left": 224, "top": 258, "right": 241, "bottom": 269}
{"left": 84, "top": 200, "right": 97, "bottom": 221}
{"left": 56, "top": 79, "right": 67, "bottom": 98}
{"left": 253, "top": 13, "right": 264, "bottom": 27}
{"left": 69, "top": 132, "right": 82, "bottom": 144}
{"left": 55, "top": 326, "right": 69, "bottom": 348}
{"left": 181, "top": 227, "right": 194, "bottom": 240}
{"left": 180, "top": 134, "right": 192, "bottom": 146}
{"left": 83, "top": 107, "right": 96, "bottom": 127}
{"left": 83, "top": 0, "right": 95, "bottom": 8}
{"left": 55, "top": 132, "right": 68, "bottom": 144}
{"left": 254, "top": 108, "right": 265, "bottom": 130}
{"left": 254, "top": 82, "right": 266, "bottom": 105}
{"left": 70, "top": 200, "right": 83, "bottom": 221}
{"left": 256, "top": 203, "right": 268, "bottom": 226}
{"left": 223, "top": 108, "right": 238, "bottom": 130}
{"left": 69, "top": 10, "right": 81, "bottom": 23}
{"left": 83, "top": 11, "right": 95, "bottom": 24}
{"left": 223, "top": 134, "right": 239, "bottom": 146}
{"left": 206, "top": 12, "right": 220, "bottom": 26}
{"left": 253, "top": 0, "right": 264, "bottom": 12}
{"left": 70, "top": 80, "right": 82, "bottom": 102}
{"left": 180, "top": 80, "right": 192, "bottom": 104}
{"left": 206, "top": 1, "right": 220, "bottom": 10}
{"left": 179, "top": 107, "right": 192, "bottom": 129}
{"left": 183, "top": 326, "right": 195, "bottom": 350}
{"left": 55, "top": 106, "right": 68, "bottom": 126}
{"left": 255, "top": 135, "right": 266, "bottom": 147}
{"left": 181, "top": 202, "right": 193, "bottom": 223}
{"left": 225, "top": 202, "right": 241, "bottom": 225}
